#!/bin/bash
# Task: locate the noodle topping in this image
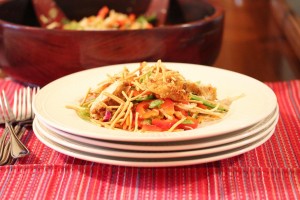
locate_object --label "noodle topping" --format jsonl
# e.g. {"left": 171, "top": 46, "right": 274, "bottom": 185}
{"left": 67, "top": 60, "right": 238, "bottom": 132}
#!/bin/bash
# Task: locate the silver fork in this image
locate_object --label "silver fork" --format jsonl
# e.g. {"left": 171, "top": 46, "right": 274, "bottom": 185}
{"left": 0, "top": 87, "right": 39, "bottom": 165}
{"left": 13, "top": 87, "right": 38, "bottom": 130}
{"left": 0, "top": 90, "right": 30, "bottom": 158}
{"left": 11, "top": 87, "right": 40, "bottom": 158}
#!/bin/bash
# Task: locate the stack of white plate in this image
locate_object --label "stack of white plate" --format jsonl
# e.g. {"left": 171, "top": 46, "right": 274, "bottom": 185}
{"left": 32, "top": 63, "right": 279, "bottom": 167}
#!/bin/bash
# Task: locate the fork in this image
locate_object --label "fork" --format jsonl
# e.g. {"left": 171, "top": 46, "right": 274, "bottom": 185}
{"left": 0, "top": 87, "right": 39, "bottom": 165}
{"left": 12, "top": 87, "right": 38, "bottom": 132}
{"left": 11, "top": 87, "right": 39, "bottom": 157}
{"left": 0, "top": 90, "right": 30, "bottom": 159}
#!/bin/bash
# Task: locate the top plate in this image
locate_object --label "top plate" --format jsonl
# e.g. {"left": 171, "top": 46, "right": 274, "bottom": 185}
{"left": 33, "top": 62, "right": 277, "bottom": 142}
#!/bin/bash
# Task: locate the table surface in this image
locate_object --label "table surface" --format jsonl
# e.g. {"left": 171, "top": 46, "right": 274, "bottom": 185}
{"left": 0, "top": 0, "right": 300, "bottom": 199}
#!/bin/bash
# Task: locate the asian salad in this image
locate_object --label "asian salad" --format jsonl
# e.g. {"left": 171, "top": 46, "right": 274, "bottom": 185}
{"left": 48, "top": 6, "right": 154, "bottom": 30}
{"left": 67, "top": 60, "right": 237, "bottom": 132}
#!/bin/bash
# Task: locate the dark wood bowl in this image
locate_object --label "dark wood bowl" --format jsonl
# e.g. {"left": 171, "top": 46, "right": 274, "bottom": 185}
{"left": 0, "top": 0, "right": 224, "bottom": 86}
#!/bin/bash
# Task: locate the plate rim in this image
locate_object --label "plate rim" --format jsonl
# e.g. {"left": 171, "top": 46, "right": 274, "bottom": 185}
{"left": 33, "top": 114, "right": 279, "bottom": 159}
{"left": 33, "top": 121, "right": 276, "bottom": 167}
{"left": 36, "top": 105, "right": 279, "bottom": 151}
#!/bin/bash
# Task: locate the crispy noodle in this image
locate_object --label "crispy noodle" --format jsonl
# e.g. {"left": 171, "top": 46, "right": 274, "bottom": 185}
{"left": 66, "top": 60, "right": 240, "bottom": 132}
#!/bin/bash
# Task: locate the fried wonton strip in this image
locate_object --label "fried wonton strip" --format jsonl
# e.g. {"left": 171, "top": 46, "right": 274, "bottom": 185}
{"left": 109, "top": 103, "right": 124, "bottom": 124}
{"left": 132, "top": 80, "right": 147, "bottom": 91}
{"left": 107, "top": 105, "right": 119, "bottom": 109}
{"left": 124, "top": 72, "right": 137, "bottom": 82}
{"left": 110, "top": 110, "right": 125, "bottom": 128}
{"left": 158, "top": 60, "right": 167, "bottom": 83}
{"left": 121, "top": 110, "right": 132, "bottom": 131}
{"left": 130, "top": 89, "right": 151, "bottom": 101}
{"left": 168, "top": 117, "right": 186, "bottom": 132}
{"left": 120, "top": 91, "right": 133, "bottom": 123}
{"left": 134, "top": 66, "right": 153, "bottom": 82}
{"left": 122, "top": 90, "right": 132, "bottom": 100}
{"left": 80, "top": 88, "right": 91, "bottom": 106}
{"left": 120, "top": 102, "right": 133, "bottom": 122}
{"left": 102, "top": 91, "right": 124, "bottom": 104}
{"left": 93, "top": 81, "right": 114, "bottom": 94}
{"left": 97, "top": 101, "right": 109, "bottom": 109}
{"left": 153, "top": 60, "right": 163, "bottom": 78}
{"left": 127, "top": 63, "right": 144, "bottom": 78}
{"left": 128, "top": 110, "right": 133, "bottom": 131}
{"left": 110, "top": 92, "right": 133, "bottom": 128}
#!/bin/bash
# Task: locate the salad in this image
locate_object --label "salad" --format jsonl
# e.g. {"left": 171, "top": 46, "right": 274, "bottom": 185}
{"left": 67, "top": 60, "right": 237, "bottom": 132}
{"left": 49, "top": 6, "right": 154, "bottom": 30}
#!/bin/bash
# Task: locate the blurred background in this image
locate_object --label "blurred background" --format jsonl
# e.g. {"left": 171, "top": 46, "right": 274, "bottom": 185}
{"left": 211, "top": 0, "right": 300, "bottom": 82}
{"left": 0, "top": 0, "right": 299, "bottom": 83}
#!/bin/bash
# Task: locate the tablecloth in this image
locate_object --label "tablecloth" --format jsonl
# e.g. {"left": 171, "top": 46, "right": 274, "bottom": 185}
{"left": 0, "top": 78, "right": 299, "bottom": 200}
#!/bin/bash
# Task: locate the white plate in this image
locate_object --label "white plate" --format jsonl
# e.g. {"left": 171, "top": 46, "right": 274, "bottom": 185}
{"left": 33, "top": 62, "right": 277, "bottom": 142}
{"left": 33, "top": 123, "right": 276, "bottom": 167}
{"left": 38, "top": 105, "right": 279, "bottom": 152}
{"left": 34, "top": 113, "right": 278, "bottom": 159}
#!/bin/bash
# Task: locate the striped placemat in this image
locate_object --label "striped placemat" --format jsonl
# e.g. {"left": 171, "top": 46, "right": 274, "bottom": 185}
{"left": 0, "top": 78, "right": 299, "bottom": 199}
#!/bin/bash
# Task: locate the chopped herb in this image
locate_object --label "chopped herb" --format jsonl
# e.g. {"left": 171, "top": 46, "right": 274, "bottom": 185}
{"left": 134, "top": 94, "right": 155, "bottom": 102}
{"left": 149, "top": 99, "right": 164, "bottom": 108}
{"left": 181, "top": 119, "right": 195, "bottom": 124}
{"left": 190, "top": 94, "right": 228, "bottom": 112}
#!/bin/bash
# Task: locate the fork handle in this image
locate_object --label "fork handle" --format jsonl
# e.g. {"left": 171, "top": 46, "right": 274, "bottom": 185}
{"left": 6, "top": 122, "right": 30, "bottom": 158}
{"left": 0, "top": 129, "right": 9, "bottom": 159}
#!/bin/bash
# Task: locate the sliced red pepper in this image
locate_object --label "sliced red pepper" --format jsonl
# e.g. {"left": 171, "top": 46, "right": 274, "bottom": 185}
{"left": 135, "top": 101, "right": 159, "bottom": 119}
{"left": 132, "top": 90, "right": 143, "bottom": 97}
{"left": 161, "top": 98, "right": 175, "bottom": 116}
{"left": 138, "top": 117, "right": 199, "bottom": 132}
{"left": 174, "top": 106, "right": 189, "bottom": 117}
{"left": 135, "top": 101, "right": 149, "bottom": 116}
{"left": 197, "top": 103, "right": 207, "bottom": 109}
{"left": 141, "top": 124, "right": 162, "bottom": 132}
{"left": 152, "top": 118, "right": 178, "bottom": 131}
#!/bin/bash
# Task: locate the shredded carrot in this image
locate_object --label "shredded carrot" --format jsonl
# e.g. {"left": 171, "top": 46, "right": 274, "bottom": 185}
{"left": 97, "top": 6, "right": 109, "bottom": 19}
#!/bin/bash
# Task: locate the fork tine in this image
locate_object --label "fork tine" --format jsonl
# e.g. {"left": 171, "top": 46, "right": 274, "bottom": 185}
{"left": 13, "top": 90, "right": 18, "bottom": 119}
{"left": 30, "top": 88, "right": 35, "bottom": 119}
{"left": 14, "top": 89, "right": 22, "bottom": 121}
{"left": 0, "top": 92, "right": 5, "bottom": 123}
{"left": 25, "top": 87, "right": 31, "bottom": 120}
{"left": 31, "top": 87, "right": 40, "bottom": 119}
{"left": 2, "top": 90, "right": 15, "bottom": 122}
{"left": 22, "top": 88, "right": 27, "bottom": 120}
{"left": 1, "top": 91, "right": 12, "bottom": 122}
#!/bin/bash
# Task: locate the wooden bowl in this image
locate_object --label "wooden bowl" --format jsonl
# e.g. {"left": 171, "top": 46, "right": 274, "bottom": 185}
{"left": 0, "top": 0, "right": 224, "bottom": 86}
